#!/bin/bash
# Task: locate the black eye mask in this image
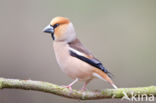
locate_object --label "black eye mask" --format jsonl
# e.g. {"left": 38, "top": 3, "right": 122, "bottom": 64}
{"left": 53, "top": 24, "right": 59, "bottom": 29}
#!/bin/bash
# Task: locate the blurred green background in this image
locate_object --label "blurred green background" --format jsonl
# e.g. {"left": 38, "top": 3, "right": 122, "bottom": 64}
{"left": 0, "top": 0, "right": 156, "bottom": 103}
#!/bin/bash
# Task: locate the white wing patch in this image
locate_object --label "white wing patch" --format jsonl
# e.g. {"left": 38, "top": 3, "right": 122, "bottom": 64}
{"left": 69, "top": 47, "right": 86, "bottom": 57}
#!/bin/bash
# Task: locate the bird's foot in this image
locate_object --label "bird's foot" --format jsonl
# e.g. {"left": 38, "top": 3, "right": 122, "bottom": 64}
{"left": 80, "top": 87, "right": 88, "bottom": 91}
{"left": 62, "top": 85, "right": 73, "bottom": 92}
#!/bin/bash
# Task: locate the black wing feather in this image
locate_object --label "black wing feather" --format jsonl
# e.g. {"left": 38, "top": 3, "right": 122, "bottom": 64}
{"left": 69, "top": 50, "right": 112, "bottom": 78}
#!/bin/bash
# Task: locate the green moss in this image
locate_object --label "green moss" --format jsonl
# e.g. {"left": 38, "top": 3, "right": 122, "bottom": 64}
{"left": 101, "top": 91, "right": 106, "bottom": 95}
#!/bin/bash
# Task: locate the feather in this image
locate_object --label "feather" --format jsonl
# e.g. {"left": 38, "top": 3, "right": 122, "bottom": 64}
{"left": 68, "top": 38, "right": 112, "bottom": 78}
{"left": 69, "top": 50, "right": 112, "bottom": 78}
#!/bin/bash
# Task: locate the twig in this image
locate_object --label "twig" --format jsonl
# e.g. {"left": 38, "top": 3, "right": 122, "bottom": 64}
{"left": 0, "top": 77, "right": 155, "bottom": 100}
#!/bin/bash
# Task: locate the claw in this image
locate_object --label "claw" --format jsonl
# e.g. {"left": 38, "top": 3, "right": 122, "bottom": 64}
{"left": 62, "top": 85, "right": 73, "bottom": 93}
{"left": 80, "top": 87, "right": 88, "bottom": 91}
{"left": 64, "top": 85, "right": 72, "bottom": 91}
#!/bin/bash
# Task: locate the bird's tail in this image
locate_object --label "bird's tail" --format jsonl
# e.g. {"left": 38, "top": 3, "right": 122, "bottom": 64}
{"left": 103, "top": 73, "right": 118, "bottom": 89}
{"left": 93, "top": 69, "right": 117, "bottom": 89}
{"left": 101, "top": 72, "right": 128, "bottom": 97}
{"left": 93, "top": 69, "right": 127, "bottom": 97}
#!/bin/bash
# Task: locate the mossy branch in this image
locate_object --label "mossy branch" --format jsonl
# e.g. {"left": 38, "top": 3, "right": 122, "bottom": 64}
{"left": 0, "top": 77, "right": 155, "bottom": 100}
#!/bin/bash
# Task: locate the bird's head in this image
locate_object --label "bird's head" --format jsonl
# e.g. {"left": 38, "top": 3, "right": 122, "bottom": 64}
{"left": 43, "top": 17, "right": 76, "bottom": 42}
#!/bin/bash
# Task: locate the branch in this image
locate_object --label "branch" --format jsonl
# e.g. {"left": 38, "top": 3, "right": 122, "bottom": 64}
{"left": 0, "top": 77, "right": 155, "bottom": 100}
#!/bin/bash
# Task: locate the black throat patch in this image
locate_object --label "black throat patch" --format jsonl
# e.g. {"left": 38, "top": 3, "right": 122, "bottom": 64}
{"left": 51, "top": 33, "right": 55, "bottom": 40}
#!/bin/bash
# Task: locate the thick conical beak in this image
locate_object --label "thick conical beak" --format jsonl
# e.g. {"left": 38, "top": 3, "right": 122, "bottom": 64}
{"left": 43, "top": 25, "right": 54, "bottom": 34}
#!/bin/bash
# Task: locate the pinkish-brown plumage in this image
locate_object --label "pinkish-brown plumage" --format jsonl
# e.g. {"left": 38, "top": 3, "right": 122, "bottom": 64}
{"left": 43, "top": 17, "right": 118, "bottom": 90}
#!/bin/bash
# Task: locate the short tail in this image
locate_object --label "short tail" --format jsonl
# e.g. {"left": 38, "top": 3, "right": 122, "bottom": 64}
{"left": 97, "top": 71, "right": 128, "bottom": 97}
{"left": 93, "top": 69, "right": 117, "bottom": 88}
{"left": 104, "top": 74, "right": 118, "bottom": 89}
{"left": 111, "top": 83, "right": 118, "bottom": 89}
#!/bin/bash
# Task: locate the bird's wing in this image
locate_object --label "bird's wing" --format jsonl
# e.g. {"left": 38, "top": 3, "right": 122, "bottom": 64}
{"left": 68, "top": 38, "right": 93, "bottom": 58}
{"left": 68, "top": 38, "right": 112, "bottom": 78}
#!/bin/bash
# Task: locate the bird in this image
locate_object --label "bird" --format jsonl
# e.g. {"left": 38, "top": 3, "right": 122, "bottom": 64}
{"left": 43, "top": 17, "right": 118, "bottom": 91}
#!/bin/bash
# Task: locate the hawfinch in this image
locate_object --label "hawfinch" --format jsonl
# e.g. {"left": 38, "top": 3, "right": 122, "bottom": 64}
{"left": 43, "top": 17, "right": 118, "bottom": 91}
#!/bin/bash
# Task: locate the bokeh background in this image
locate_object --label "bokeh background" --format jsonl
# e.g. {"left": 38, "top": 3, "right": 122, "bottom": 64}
{"left": 0, "top": 0, "right": 156, "bottom": 103}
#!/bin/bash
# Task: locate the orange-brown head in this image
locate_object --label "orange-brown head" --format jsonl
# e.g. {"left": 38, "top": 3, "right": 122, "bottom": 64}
{"left": 43, "top": 17, "right": 76, "bottom": 42}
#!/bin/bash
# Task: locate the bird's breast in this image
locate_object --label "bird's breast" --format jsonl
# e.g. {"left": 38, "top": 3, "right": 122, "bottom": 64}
{"left": 53, "top": 41, "right": 94, "bottom": 80}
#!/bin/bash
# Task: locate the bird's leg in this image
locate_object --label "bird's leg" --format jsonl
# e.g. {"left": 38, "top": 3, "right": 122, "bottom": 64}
{"left": 63, "top": 78, "right": 78, "bottom": 91}
{"left": 81, "top": 79, "right": 91, "bottom": 91}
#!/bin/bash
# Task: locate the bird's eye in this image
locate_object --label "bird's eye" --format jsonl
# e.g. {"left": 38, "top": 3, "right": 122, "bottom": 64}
{"left": 53, "top": 24, "right": 59, "bottom": 29}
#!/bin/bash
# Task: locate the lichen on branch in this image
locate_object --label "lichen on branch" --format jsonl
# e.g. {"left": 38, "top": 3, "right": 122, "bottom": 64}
{"left": 0, "top": 77, "right": 155, "bottom": 100}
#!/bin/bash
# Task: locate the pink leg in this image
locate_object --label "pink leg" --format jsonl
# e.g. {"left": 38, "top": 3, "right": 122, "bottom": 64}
{"left": 63, "top": 78, "right": 78, "bottom": 91}
{"left": 81, "top": 79, "right": 92, "bottom": 91}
